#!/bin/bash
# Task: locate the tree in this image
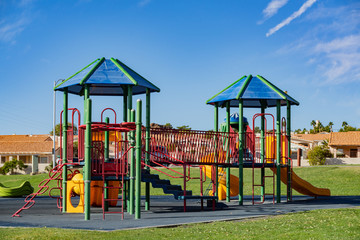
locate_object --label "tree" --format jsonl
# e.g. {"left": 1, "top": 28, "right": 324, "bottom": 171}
{"left": 328, "top": 122, "right": 334, "bottom": 132}
{"left": 0, "top": 159, "right": 28, "bottom": 175}
{"left": 310, "top": 120, "right": 316, "bottom": 133}
{"left": 176, "top": 125, "right": 191, "bottom": 130}
{"left": 307, "top": 145, "right": 332, "bottom": 166}
{"left": 50, "top": 123, "right": 78, "bottom": 136}
{"left": 164, "top": 123, "right": 173, "bottom": 129}
{"left": 318, "top": 121, "right": 324, "bottom": 132}
{"left": 254, "top": 126, "right": 261, "bottom": 133}
{"left": 339, "top": 121, "right": 359, "bottom": 132}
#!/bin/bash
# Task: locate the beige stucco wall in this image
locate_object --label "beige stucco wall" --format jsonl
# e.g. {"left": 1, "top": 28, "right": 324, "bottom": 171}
{"left": 294, "top": 157, "right": 360, "bottom": 167}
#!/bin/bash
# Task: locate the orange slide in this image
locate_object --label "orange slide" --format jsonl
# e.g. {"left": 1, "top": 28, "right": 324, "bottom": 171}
{"left": 202, "top": 165, "right": 239, "bottom": 200}
{"left": 273, "top": 167, "right": 331, "bottom": 196}
{"left": 202, "top": 165, "right": 330, "bottom": 200}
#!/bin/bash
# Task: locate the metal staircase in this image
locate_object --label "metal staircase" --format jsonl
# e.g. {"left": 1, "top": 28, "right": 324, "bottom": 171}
{"left": 141, "top": 169, "right": 192, "bottom": 200}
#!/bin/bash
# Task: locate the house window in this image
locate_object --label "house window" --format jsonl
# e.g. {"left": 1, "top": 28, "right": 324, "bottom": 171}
{"left": 40, "top": 157, "right": 48, "bottom": 163}
{"left": 19, "top": 156, "right": 31, "bottom": 164}
{"left": 350, "top": 149, "right": 357, "bottom": 158}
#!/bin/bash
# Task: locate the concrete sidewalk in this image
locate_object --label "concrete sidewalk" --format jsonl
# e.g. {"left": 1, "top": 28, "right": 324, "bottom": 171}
{"left": 0, "top": 195, "right": 359, "bottom": 231}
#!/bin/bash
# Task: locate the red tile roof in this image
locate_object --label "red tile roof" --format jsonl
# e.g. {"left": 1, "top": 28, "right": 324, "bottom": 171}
{"left": 329, "top": 131, "right": 360, "bottom": 146}
{"left": 0, "top": 135, "right": 56, "bottom": 154}
{"left": 292, "top": 133, "right": 330, "bottom": 142}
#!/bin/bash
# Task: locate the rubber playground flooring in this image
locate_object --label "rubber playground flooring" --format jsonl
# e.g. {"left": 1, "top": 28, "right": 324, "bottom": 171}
{"left": 0, "top": 195, "right": 359, "bottom": 231}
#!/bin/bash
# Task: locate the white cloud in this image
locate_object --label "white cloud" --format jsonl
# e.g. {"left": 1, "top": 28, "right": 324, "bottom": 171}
{"left": 138, "top": 0, "right": 151, "bottom": 7}
{"left": 263, "top": 0, "right": 288, "bottom": 19}
{"left": 0, "top": 1, "right": 33, "bottom": 44}
{"left": 314, "top": 35, "right": 360, "bottom": 84}
{"left": 266, "top": 0, "right": 317, "bottom": 37}
{"left": 0, "top": 17, "right": 28, "bottom": 44}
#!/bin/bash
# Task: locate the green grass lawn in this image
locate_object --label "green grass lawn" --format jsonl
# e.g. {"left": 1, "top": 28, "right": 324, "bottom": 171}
{"left": 0, "top": 166, "right": 359, "bottom": 238}
{"left": 0, "top": 207, "right": 359, "bottom": 239}
{"left": 0, "top": 165, "right": 359, "bottom": 196}
{"left": 145, "top": 165, "right": 360, "bottom": 196}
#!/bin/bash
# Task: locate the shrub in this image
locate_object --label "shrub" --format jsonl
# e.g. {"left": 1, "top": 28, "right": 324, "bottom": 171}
{"left": 0, "top": 159, "right": 28, "bottom": 175}
{"left": 307, "top": 145, "right": 332, "bottom": 166}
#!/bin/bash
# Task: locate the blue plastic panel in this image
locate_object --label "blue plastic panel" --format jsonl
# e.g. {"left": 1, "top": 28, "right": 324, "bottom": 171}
{"left": 55, "top": 58, "right": 160, "bottom": 96}
{"left": 207, "top": 75, "right": 299, "bottom": 108}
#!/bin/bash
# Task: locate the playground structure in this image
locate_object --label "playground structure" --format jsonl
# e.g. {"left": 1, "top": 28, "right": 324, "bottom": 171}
{"left": 13, "top": 58, "right": 330, "bottom": 220}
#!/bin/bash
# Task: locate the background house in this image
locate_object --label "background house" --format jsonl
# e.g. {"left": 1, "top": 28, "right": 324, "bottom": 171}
{"left": 0, "top": 135, "right": 59, "bottom": 174}
{"left": 329, "top": 131, "right": 360, "bottom": 158}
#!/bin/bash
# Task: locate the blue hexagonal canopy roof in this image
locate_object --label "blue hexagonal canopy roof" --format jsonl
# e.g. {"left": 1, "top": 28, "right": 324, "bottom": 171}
{"left": 206, "top": 75, "right": 299, "bottom": 108}
{"left": 54, "top": 57, "right": 160, "bottom": 96}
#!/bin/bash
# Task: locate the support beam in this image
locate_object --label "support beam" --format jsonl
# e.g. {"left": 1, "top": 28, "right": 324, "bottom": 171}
{"left": 276, "top": 100, "right": 281, "bottom": 203}
{"left": 238, "top": 100, "right": 244, "bottom": 205}
{"left": 145, "top": 89, "right": 151, "bottom": 210}
{"left": 287, "top": 101, "right": 292, "bottom": 201}
{"left": 135, "top": 99, "right": 142, "bottom": 219}
{"left": 104, "top": 117, "right": 110, "bottom": 211}
{"left": 123, "top": 86, "right": 128, "bottom": 123}
{"left": 84, "top": 96, "right": 92, "bottom": 220}
{"left": 214, "top": 103, "right": 219, "bottom": 200}
{"left": 127, "top": 86, "right": 133, "bottom": 213}
{"left": 129, "top": 110, "right": 135, "bottom": 215}
{"left": 62, "top": 88, "right": 68, "bottom": 213}
{"left": 260, "top": 106, "right": 265, "bottom": 202}
{"left": 226, "top": 102, "right": 230, "bottom": 202}
{"left": 122, "top": 86, "right": 128, "bottom": 211}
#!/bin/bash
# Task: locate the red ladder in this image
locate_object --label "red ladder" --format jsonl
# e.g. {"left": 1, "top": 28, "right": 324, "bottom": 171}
{"left": 12, "top": 163, "right": 69, "bottom": 217}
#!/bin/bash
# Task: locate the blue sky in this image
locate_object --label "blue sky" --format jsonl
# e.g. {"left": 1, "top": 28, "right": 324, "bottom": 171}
{"left": 1, "top": 0, "right": 360, "bottom": 134}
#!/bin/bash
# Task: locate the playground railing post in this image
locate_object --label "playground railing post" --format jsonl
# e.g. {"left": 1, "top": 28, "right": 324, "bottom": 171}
{"left": 62, "top": 88, "right": 68, "bottom": 213}
{"left": 287, "top": 101, "right": 292, "bottom": 201}
{"left": 135, "top": 99, "right": 142, "bottom": 219}
{"left": 276, "top": 100, "right": 281, "bottom": 203}
{"left": 145, "top": 89, "right": 151, "bottom": 211}
{"left": 84, "top": 97, "right": 92, "bottom": 220}
{"left": 260, "top": 106, "right": 265, "bottom": 202}
{"left": 214, "top": 103, "right": 219, "bottom": 200}
{"left": 226, "top": 102, "right": 230, "bottom": 202}
{"left": 104, "top": 117, "right": 109, "bottom": 211}
{"left": 238, "top": 99, "right": 244, "bottom": 205}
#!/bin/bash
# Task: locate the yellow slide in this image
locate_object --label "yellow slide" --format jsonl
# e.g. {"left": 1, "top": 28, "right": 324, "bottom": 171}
{"left": 202, "top": 165, "right": 239, "bottom": 200}
{"left": 272, "top": 167, "right": 331, "bottom": 196}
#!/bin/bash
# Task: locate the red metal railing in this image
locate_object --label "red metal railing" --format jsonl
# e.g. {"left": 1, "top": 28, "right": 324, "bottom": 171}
{"left": 147, "top": 128, "right": 244, "bottom": 165}
{"left": 59, "top": 108, "right": 82, "bottom": 163}
{"left": 78, "top": 122, "right": 136, "bottom": 178}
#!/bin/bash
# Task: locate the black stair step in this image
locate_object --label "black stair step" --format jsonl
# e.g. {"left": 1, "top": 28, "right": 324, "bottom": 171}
{"left": 154, "top": 179, "right": 171, "bottom": 185}
{"left": 174, "top": 190, "right": 193, "bottom": 199}
{"left": 165, "top": 185, "right": 182, "bottom": 191}
{"left": 142, "top": 174, "right": 160, "bottom": 181}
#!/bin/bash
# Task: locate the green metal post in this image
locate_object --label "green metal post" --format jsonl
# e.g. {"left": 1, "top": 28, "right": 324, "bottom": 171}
{"left": 104, "top": 117, "right": 110, "bottom": 211}
{"left": 145, "top": 89, "right": 151, "bottom": 210}
{"left": 226, "top": 102, "right": 230, "bottom": 202}
{"left": 260, "top": 106, "right": 265, "bottom": 202}
{"left": 214, "top": 103, "right": 219, "bottom": 200}
{"left": 123, "top": 86, "right": 128, "bottom": 123}
{"left": 127, "top": 86, "right": 133, "bottom": 213}
{"left": 122, "top": 86, "right": 128, "bottom": 211}
{"left": 287, "top": 101, "right": 292, "bottom": 201}
{"left": 238, "top": 100, "right": 244, "bottom": 205}
{"left": 62, "top": 88, "right": 68, "bottom": 213}
{"left": 127, "top": 86, "right": 133, "bottom": 122}
{"left": 129, "top": 110, "right": 135, "bottom": 215}
{"left": 276, "top": 100, "right": 281, "bottom": 203}
{"left": 135, "top": 99, "right": 142, "bottom": 219}
{"left": 84, "top": 96, "right": 92, "bottom": 220}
